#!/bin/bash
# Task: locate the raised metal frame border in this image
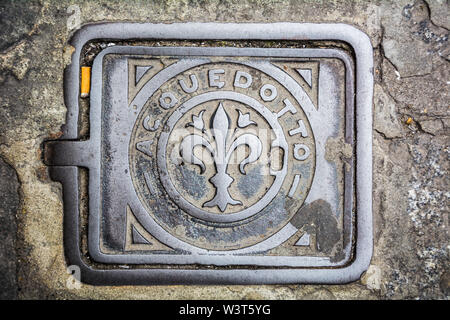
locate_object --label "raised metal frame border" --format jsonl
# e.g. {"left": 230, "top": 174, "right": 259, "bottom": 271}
{"left": 88, "top": 46, "right": 355, "bottom": 267}
{"left": 48, "top": 23, "right": 373, "bottom": 285}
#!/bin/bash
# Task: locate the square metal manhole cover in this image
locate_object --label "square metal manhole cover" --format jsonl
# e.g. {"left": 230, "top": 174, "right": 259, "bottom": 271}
{"left": 44, "top": 23, "right": 373, "bottom": 285}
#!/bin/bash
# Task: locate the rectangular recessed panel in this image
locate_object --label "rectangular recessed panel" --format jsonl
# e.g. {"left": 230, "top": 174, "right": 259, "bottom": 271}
{"left": 44, "top": 23, "right": 373, "bottom": 285}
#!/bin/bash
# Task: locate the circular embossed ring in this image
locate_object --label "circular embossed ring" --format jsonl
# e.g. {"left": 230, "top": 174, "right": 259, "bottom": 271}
{"left": 157, "top": 91, "right": 289, "bottom": 223}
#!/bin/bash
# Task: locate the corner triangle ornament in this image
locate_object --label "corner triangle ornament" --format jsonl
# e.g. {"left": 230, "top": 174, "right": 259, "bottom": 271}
{"left": 296, "top": 68, "right": 312, "bottom": 87}
{"left": 44, "top": 23, "right": 373, "bottom": 285}
{"left": 132, "top": 225, "right": 150, "bottom": 245}
{"left": 135, "top": 65, "right": 152, "bottom": 84}
{"left": 125, "top": 205, "right": 174, "bottom": 252}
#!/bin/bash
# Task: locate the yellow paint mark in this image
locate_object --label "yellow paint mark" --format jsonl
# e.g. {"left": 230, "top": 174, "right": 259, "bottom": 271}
{"left": 80, "top": 66, "right": 91, "bottom": 98}
{"left": 406, "top": 117, "right": 413, "bottom": 125}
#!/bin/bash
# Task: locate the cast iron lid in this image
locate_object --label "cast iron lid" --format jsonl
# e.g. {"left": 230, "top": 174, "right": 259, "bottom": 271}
{"left": 44, "top": 23, "right": 373, "bottom": 285}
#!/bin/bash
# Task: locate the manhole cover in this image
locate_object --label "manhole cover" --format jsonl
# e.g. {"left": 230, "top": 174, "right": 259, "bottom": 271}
{"left": 44, "top": 23, "right": 373, "bottom": 285}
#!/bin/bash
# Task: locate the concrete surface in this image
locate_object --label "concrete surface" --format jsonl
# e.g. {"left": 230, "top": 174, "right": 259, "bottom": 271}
{"left": 0, "top": 0, "right": 448, "bottom": 299}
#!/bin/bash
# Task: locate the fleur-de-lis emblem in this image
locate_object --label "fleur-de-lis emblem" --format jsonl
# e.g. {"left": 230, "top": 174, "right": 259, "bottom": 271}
{"left": 180, "top": 102, "right": 262, "bottom": 212}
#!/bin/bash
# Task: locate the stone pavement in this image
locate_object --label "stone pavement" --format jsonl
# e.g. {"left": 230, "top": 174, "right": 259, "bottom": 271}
{"left": 0, "top": 0, "right": 448, "bottom": 299}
